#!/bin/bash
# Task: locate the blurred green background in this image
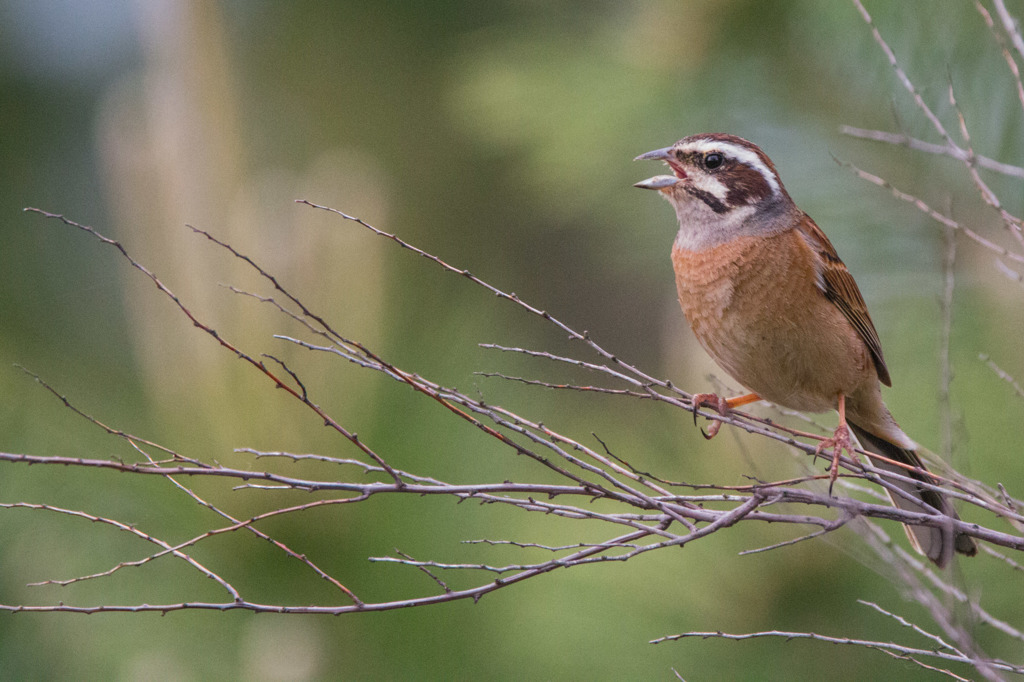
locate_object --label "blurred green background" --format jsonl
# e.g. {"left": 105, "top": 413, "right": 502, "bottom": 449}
{"left": 2, "top": 1, "right": 1022, "bottom": 679}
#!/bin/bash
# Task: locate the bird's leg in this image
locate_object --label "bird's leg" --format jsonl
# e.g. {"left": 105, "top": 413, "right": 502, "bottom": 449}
{"left": 690, "top": 392, "right": 760, "bottom": 439}
{"left": 815, "top": 393, "right": 856, "bottom": 494}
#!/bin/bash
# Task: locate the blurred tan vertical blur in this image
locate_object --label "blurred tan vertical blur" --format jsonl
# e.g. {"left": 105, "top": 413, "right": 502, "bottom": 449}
{"left": 95, "top": 1, "right": 388, "bottom": 448}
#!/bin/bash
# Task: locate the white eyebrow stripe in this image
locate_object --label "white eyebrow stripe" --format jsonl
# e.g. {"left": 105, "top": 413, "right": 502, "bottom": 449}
{"left": 680, "top": 139, "right": 780, "bottom": 196}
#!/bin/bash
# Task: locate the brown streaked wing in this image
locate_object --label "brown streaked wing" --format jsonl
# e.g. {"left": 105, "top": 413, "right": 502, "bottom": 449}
{"left": 795, "top": 213, "right": 892, "bottom": 387}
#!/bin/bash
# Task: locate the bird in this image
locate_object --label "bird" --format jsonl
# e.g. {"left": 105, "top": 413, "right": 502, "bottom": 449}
{"left": 633, "top": 132, "right": 977, "bottom": 567}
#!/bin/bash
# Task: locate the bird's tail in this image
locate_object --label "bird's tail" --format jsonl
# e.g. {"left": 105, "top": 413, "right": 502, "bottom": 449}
{"left": 848, "top": 422, "right": 977, "bottom": 568}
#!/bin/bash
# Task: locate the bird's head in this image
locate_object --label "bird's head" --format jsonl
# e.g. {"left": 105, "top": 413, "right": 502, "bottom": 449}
{"left": 635, "top": 133, "right": 795, "bottom": 247}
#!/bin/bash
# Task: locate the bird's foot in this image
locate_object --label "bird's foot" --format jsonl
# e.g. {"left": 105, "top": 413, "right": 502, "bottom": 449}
{"left": 690, "top": 392, "right": 760, "bottom": 440}
{"left": 816, "top": 422, "right": 856, "bottom": 495}
{"left": 691, "top": 393, "right": 729, "bottom": 439}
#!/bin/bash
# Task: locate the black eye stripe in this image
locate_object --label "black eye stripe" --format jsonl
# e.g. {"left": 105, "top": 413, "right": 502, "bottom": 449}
{"left": 684, "top": 186, "right": 728, "bottom": 214}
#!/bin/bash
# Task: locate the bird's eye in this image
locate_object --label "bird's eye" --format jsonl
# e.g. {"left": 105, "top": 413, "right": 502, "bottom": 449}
{"left": 704, "top": 152, "right": 724, "bottom": 169}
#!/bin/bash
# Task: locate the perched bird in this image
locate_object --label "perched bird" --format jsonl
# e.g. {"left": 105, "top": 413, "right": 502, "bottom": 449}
{"left": 634, "top": 133, "right": 976, "bottom": 567}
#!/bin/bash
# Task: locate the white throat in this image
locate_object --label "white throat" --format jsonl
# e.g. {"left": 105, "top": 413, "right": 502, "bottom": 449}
{"left": 669, "top": 198, "right": 758, "bottom": 251}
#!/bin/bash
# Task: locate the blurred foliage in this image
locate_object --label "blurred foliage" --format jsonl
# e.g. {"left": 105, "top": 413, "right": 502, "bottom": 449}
{"left": 1, "top": 0, "right": 1022, "bottom": 679}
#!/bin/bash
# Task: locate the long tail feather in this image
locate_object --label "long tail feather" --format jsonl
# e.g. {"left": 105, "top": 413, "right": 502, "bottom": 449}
{"left": 848, "top": 422, "right": 977, "bottom": 567}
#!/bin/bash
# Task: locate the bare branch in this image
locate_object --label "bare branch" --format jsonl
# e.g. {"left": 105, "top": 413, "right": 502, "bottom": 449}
{"left": 652, "top": 630, "right": 1024, "bottom": 675}
{"left": 851, "top": 0, "right": 1024, "bottom": 247}
{"left": 980, "top": 353, "right": 1024, "bottom": 400}
{"left": 840, "top": 126, "right": 1024, "bottom": 178}
{"left": 834, "top": 160, "right": 1024, "bottom": 263}
{"left": 975, "top": 0, "right": 1024, "bottom": 115}
{"left": 993, "top": 0, "right": 1024, "bottom": 63}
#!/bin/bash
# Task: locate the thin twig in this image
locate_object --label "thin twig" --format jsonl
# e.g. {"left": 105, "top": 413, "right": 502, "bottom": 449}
{"left": 939, "top": 221, "right": 957, "bottom": 462}
{"left": 651, "top": 630, "right": 1022, "bottom": 674}
{"left": 852, "top": 0, "right": 1024, "bottom": 247}
{"left": 979, "top": 353, "right": 1024, "bottom": 399}
{"left": 840, "top": 126, "right": 1024, "bottom": 178}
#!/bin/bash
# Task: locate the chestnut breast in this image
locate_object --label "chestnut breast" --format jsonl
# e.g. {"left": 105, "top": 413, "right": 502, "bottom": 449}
{"left": 671, "top": 229, "right": 875, "bottom": 413}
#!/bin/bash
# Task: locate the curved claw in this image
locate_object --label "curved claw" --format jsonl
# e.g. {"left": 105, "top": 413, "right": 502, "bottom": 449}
{"left": 691, "top": 393, "right": 728, "bottom": 439}
{"left": 700, "top": 421, "right": 723, "bottom": 440}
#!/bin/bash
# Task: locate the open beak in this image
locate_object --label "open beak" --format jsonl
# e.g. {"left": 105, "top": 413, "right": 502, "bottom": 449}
{"left": 633, "top": 175, "right": 680, "bottom": 190}
{"left": 634, "top": 146, "right": 680, "bottom": 190}
{"left": 633, "top": 147, "right": 673, "bottom": 162}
